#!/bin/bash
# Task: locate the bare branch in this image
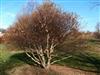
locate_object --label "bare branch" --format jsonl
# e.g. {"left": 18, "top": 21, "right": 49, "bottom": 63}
{"left": 51, "top": 56, "right": 72, "bottom": 64}
{"left": 3, "top": 1, "right": 79, "bottom": 69}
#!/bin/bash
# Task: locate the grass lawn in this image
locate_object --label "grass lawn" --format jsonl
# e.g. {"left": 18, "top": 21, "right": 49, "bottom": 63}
{"left": 0, "top": 39, "right": 100, "bottom": 75}
{"left": 0, "top": 44, "right": 25, "bottom": 75}
{"left": 0, "top": 44, "right": 58, "bottom": 75}
{"left": 55, "top": 39, "right": 100, "bottom": 73}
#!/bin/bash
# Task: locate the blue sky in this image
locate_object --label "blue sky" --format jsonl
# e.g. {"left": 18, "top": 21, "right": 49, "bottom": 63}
{"left": 0, "top": 0, "right": 100, "bottom": 32}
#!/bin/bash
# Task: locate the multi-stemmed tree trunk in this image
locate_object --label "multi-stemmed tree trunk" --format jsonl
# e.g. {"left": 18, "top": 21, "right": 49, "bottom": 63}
{"left": 3, "top": 1, "right": 79, "bottom": 69}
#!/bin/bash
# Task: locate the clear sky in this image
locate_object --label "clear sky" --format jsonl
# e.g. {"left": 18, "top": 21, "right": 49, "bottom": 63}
{"left": 0, "top": 0, "right": 100, "bottom": 32}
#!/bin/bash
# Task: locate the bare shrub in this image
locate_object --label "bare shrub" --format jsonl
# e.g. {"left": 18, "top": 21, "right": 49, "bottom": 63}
{"left": 3, "top": 1, "right": 80, "bottom": 69}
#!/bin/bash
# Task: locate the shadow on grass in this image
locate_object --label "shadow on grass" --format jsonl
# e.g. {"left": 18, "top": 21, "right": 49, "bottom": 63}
{"left": 0, "top": 52, "right": 32, "bottom": 75}
{"left": 54, "top": 52, "right": 100, "bottom": 74}
{"left": 76, "top": 53, "right": 100, "bottom": 74}
{"left": 88, "top": 39, "right": 100, "bottom": 44}
{"left": 0, "top": 52, "right": 60, "bottom": 75}
{"left": 0, "top": 52, "right": 100, "bottom": 75}
{"left": 0, "top": 57, "right": 23, "bottom": 75}
{"left": 10, "top": 53, "right": 34, "bottom": 65}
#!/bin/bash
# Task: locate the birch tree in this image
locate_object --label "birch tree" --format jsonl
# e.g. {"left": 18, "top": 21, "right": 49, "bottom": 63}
{"left": 3, "top": 1, "right": 79, "bottom": 69}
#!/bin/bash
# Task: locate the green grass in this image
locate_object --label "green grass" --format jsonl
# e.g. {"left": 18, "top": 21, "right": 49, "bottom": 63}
{"left": 55, "top": 52, "right": 100, "bottom": 73}
{"left": 0, "top": 44, "right": 58, "bottom": 75}
{"left": 54, "top": 39, "right": 100, "bottom": 73}
{"left": 0, "top": 44, "right": 24, "bottom": 75}
{"left": 0, "top": 39, "right": 100, "bottom": 75}
{"left": 0, "top": 44, "right": 11, "bottom": 62}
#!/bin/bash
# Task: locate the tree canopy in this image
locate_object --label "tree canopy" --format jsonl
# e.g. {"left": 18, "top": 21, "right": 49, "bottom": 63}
{"left": 3, "top": 1, "right": 80, "bottom": 69}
